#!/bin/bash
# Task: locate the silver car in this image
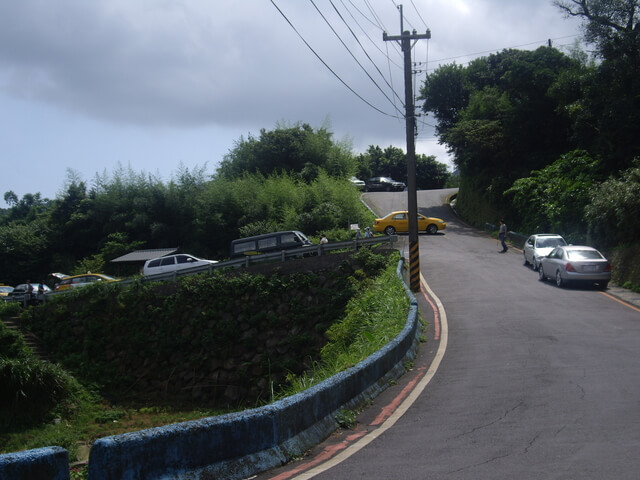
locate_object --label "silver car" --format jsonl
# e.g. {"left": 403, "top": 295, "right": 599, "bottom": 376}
{"left": 538, "top": 245, "right": 611, "bottom": 289}
{"left": 523, "top": 234, "right": 567, "bottom": 271}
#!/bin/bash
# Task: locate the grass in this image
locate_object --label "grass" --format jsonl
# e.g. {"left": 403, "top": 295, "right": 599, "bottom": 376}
{"left": 277, "top": 259, "right": 409, "bottom": 397}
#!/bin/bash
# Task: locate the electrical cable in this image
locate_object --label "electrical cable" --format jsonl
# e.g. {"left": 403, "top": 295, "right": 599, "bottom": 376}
{"left": 426, "top": 34, "right": 581, "bottom": 71}
{"left": 339, "top": 0, "right": 403, "bottom": 69}
{"left": 270, "top": 0, "right": 397, "bottom": 118}
{"left": 329, "top": 0, "right": 405, "bottom": 107}
{"left": 410, "top": 0, "right": 429, "bottom": 31}
{"left": 310, "top": 0, "right": 403, "bottom": 117}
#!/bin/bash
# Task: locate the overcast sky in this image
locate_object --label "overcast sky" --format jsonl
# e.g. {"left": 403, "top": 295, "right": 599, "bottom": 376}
{"left": 0, "top": 1, "right": 584, "bottom": 206}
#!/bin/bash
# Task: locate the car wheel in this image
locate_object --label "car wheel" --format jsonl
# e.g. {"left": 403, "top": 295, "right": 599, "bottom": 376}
{"left": 555, "top": 270, "right": 566, "bottom": 288}
{"left": 532, "top": 258, "right": 539, "bottom": 271}
{"left": 426, "top": 224, "right": 438, "bottom": 234}
{"left": 523, "top": 254, "right": 530, "bottom": 266}
{"left": 538, "top": 265, "right": 546, "bottom": 281}
{"left": 384, "top": 226, "right": 396, "bottom": 235}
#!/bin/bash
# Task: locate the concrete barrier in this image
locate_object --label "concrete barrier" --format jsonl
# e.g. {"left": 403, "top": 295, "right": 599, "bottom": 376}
{"left": 3, "top": 259, "right": 421, "bottom": 480}
{"left": 0, "top": 446, "right": 69, "bottom": 480}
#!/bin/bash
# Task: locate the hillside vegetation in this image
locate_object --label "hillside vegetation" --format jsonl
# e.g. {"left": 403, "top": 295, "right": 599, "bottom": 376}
{"left": 1, "top": 248, "right": 409, "bottom": 461}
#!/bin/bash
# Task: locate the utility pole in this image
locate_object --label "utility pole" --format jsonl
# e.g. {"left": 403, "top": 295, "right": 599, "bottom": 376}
{"left": 383, "top": 6, "right": 430, "bottom": 292}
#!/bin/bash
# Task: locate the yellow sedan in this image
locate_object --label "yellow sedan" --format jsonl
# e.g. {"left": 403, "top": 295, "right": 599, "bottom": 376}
{"left": 54, "top": 273, "right": 119, "bottom": 291}
{"left": 373, "top": 211, "right": 446, "bottom": 235}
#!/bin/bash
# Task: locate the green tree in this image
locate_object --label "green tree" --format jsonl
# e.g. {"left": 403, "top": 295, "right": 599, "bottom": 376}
{"left": 216, "top": 123, "right": 354, "bottom": 180}
{"left": 419, "top": 63, "right": 470, "bottom": 136}
{"left": 0, "top": 217, "right": 52, "bottom": 285}
{"left": 415, "top": 154, "right": 450, "bottom": 189}
{"left": 504, "top": 150, "right": 602, "bottom": 238}
{"left": 585, "top": 159, "right": 640, "bottom": 247}
{"left": 554, "top": 0, "right": 640, "bottom": 170}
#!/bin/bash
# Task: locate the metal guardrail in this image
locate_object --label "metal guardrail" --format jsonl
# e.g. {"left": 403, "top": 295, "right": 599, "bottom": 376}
{"left": 137, "top": 235, "right": 398, "bottom": 284}
{"left": 4, "top": 236, "right": 398, "bottom": 304}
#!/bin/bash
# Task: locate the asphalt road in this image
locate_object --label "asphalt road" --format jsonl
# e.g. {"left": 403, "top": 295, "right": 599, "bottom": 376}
{"left": 259, "top": 189, "right": 640, "bottom": 480}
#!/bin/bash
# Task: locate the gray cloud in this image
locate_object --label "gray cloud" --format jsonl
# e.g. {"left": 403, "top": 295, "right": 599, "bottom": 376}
{"left": 0, "top": 0, "right": 583, "bottom": 171}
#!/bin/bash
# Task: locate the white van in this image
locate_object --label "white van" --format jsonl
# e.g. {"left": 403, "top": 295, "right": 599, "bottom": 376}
{"left": 143, "top": 254, "right": 218, "bottom": 277}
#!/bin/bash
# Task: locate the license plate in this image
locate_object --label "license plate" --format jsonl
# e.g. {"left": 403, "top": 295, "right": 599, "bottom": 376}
{"left": 584, "top": 265, "right": 597, "bottom": 272}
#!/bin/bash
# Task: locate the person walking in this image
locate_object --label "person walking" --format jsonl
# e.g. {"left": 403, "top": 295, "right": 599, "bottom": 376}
{"left": 498, "top": 219, "right": 508, "bottom": 253}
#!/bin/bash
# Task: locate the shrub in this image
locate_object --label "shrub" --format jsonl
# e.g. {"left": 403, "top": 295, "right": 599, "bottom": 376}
{"left": 0, "top": 357, "right": 84, "bottom": 429}
{"left": 0, "top": 322, "right": 32, "bottom": 360}
{"left": 0, "top": 301, "right": 22, "bottom": 319}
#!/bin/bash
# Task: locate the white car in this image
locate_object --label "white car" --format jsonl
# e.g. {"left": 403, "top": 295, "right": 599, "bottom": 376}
{"left": 143, "top": 254, "right": 218, "bottom": 277}
{"left": 349, "top": 176, "right": 365, "bottom": 190}
{"left": 523, "top": 234, "right": 567, "bottom": 271}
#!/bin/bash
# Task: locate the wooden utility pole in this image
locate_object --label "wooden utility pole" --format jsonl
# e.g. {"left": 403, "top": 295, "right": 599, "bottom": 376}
{"left": 383, "top": 7, "right": 430, "bottom": 292}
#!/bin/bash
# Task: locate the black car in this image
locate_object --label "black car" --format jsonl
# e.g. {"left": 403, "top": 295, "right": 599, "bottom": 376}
{"left": 365, "top": 176, "right": 406, "bottom": 192}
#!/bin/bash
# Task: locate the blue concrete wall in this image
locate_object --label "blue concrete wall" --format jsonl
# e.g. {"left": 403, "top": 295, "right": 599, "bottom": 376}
{"left": 0, "top": 446, "right": 69, "bottom": 480}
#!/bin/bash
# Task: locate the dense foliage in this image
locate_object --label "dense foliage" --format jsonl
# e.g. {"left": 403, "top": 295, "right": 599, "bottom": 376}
{"left": 420, "top": 0, "right": 640, "bottom": 271}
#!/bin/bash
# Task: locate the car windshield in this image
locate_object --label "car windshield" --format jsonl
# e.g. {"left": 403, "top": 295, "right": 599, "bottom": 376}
{"left": 566, "top": 250, "right": 603, "bottom": 260}
{"left": 536, "top": 237, "right": 566, "bottom": 248}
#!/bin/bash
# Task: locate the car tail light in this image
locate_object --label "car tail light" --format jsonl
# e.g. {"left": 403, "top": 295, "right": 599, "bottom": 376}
{"left": 604, "top": 263, "right": 611, "bottom": 272}
{"left": 565, "top": 262, "right": 576, "bottom": 272}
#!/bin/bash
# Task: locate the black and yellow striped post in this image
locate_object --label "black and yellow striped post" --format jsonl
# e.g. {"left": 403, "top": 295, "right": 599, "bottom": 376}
{"left": 385, "top": 23, "right": 430, "bottom": 293}
{"left": 409, "top": 240, "right": 421, "bottom": 292}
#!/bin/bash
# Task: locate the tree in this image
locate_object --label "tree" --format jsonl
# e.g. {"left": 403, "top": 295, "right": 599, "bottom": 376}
{"left": 415, "top": 155, "right": 450, "bottom": 189}
{"left": 504, "top": 150, "right": 602, "bottom": 238}
{"left": 585, "top": 159, "right": 640, "bottom": 247}
{"left": 419, "top": 63, "right": 469, "bottom": 137}
{"left": 3, "top": 191, "right": 18, "bottom": 208}
{"left": 554, "top": 0, "right": 640, "bottom": 58}
{"left": 216, "top": 123, "right": 353, "bottom": 180}
{"left": 554, "top": 0, "right": 640, "bottom": 170}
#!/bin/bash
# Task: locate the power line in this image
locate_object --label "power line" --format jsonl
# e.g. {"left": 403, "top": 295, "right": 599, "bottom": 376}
{"left": 345, "top": 0, "right": 384, "bottom": 30}
{"left": 339, "top": 0, "right": 403, "bottom": 69}
{"left": 311, "top": 0, "right": 402, "bottom": 115}
{"left": 270, "top": 0, "right": 396, "bottom": 118}
{"left": 426, "top": 34, "right": 581, "bottom": 70}
{"left": 410, "top": 0, "right": 429, "bottom": 31}
{"left": 328, "top": 0, "right": 405, "bottom": 108}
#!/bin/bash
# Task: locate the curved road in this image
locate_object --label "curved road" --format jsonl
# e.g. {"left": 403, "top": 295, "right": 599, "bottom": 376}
{"left": 262, "top": 189, "right": 640, "bottom": 480}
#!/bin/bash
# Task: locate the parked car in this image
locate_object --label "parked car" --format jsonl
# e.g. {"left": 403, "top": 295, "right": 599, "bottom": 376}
{"left": 349, "top": 176, "right": 366, "bottom": 190}
{"left": 143, "top": 254, "right": 218, "bottom": 277}
{"left": 0, "top": 284, "right": 13, "bottom": 298}
{"left": 6, "top": 283, "right": 51, "bottom": 304}
{"left": 538, "top": 245, "right": 611, "bottom": 289}
{"left": 373, "top": 211, "right": 446, "bottom": 235}
{"left": 523, "top": 234, "right": 567, "bottom": 271}
{"left": 365, "top": 176, "right": 406, "bottom": 192}
{"left": 55, "top": 273, "right": 119, "bottom": 291}
{"left": 230, "top": 230, "right": 313, "bottom": 258}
